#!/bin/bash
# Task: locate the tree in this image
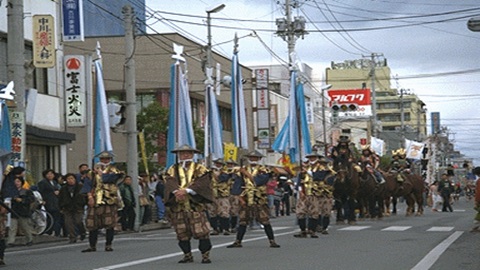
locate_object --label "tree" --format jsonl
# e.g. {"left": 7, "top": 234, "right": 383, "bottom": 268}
{"left": 137, "top": 102, "right": 169, "bottom": 171}
{"left": 136, "top": 102, "right": 206, "bottom": 170}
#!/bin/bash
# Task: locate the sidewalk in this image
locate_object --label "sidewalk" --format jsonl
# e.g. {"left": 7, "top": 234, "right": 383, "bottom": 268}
{"left": 10, "top": 221, "right": 171, "bottom": 247}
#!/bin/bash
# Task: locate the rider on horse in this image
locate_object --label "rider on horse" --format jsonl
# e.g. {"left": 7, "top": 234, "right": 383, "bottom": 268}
{"left": 331, "top": 136, "right": 362, "bottom": 174}
{"left": 389, "top": 148, "right": 410, "bottom": 190}
{"left": 360, "top": 145, "right": 385, "bottom": 185}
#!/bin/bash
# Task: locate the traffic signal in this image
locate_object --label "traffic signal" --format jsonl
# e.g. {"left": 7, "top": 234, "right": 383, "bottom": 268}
{"left": 331, "top": 102, "right": 358, "bottom": 112}
{"left": 107, "top": 102, "right": 126, "bottom": 128}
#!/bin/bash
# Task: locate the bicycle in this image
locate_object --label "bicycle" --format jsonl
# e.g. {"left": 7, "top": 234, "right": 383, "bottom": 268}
{"left": 31, "top": 207, "right": 53, "bottom": 235}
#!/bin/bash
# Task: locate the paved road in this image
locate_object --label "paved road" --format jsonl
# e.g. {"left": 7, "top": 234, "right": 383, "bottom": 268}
{"left": 5, "top": 197, "right": 480, "bottom": 270}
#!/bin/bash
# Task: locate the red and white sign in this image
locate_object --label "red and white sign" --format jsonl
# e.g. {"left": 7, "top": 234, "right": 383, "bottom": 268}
{"left": 327, "top": 88, "right": 372, "bottom": 118}
{"left": 327, "top": 88, "right": 371, "bottom": 106}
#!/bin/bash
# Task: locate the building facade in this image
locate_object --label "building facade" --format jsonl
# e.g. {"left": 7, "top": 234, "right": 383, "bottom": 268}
{"left": 0, "top": 1, "right": 75, "bottom": 181}
{"left": 64, "top": 33, "right": 254, "bottom": 171}
{"left": 326, "top": 58, "right": 427, "bottom": 154}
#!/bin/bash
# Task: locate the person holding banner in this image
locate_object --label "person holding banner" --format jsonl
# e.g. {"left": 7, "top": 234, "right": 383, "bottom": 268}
{"left": 164, "top": 145, "right": 214, "bottom": 264}
{"left": 82, "top": 151, "right": 123, "bottom": 253}
{"left": 226, "top": 150, "right": 280, "bottom": 248}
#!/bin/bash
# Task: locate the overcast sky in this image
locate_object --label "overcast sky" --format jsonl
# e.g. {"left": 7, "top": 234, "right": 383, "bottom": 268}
{"left": 144, "top": 0, "right": 480, "bottom": 165}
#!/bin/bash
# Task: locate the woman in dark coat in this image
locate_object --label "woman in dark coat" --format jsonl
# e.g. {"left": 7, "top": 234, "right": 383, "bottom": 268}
{"left": 38, "top": 169, "right": 62, "bottom": 236}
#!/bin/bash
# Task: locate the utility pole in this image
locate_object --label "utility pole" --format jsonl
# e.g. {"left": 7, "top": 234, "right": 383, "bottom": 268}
{"left": 276, "top": 0, "right": 307, "bottom": 68}
{"left": 123, "top": 5, "right": 140, "bottom": 231}
{"left": 321, "top": 84, "right": 332, "bottom": 156}
{"left": 400, "top": 88, "right": 405, "bottom": 147}
{"left": 369, "top": 53, "right": 377, "bottom": 137}
{"left": 7, "top": 0, "right": 26, "bottom": 166}
{"left": 205, "top": 4, "right": 225, "bottom": 167}
{"left": 275, "top": 0, "right": 308, "bottom": 159}
{"left": 7, "top": 0, "right": 25, "bottom": 113}
{"left": 363, "top": 53, "right": 383, "bottom": 138}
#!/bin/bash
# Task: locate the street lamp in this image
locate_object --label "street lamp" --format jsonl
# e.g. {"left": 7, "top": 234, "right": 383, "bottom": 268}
{"left": 206, "top": 4, "right": 225, "bottom": 70}
{"left": 204, "top": 4, "right": 225, "bottom": 167}
{"left": 321, "top": 84, "right": 332, "bottom": 156}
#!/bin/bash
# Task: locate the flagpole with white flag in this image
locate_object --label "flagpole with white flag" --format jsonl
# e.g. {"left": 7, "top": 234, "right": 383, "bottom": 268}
{"left": 0, "top": 82, "right": 14, "bottom": 184}
{"left": 272, "top": 68, "right": 312, "bottom": 164}
{"left": 206, "top": 80, "right": 224, "bottom": 161}
{"left": 231, "top": 34, "right": 248, "bottom": 162}
{"left": 93, "top": 43, "right": 113, "bottom": 165}
{"left": 166, "top": 44, "right": 197, "bottom": 168}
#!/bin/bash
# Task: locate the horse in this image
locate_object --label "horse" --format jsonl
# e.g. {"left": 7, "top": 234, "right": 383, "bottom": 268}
{"left": 357, "top": 164, "right": 385, "bottom": 220}
{"left": 383, "top": 171, "right": 425, "bottom": 216}
{"left": 333, "top": 158, "right": 360, "bottom": 225}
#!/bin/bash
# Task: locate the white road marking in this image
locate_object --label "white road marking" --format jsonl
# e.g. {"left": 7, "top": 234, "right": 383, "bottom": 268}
{"left": 427, "top": 227, "right": 454, "bottom": 232}
{"left": 337, "top": 226, "right": 370, "bottom": 231}
{"left": 93, "top": 230, "right": 296, "bottom": 270}
{"left": 411, "top": 231, "right": 463, "bottom": 270}
{"left": 382, "top": 226, "right": 412, "bottom": 231}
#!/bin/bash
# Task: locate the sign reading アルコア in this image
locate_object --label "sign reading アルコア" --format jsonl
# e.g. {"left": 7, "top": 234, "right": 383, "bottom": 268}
{"left": 64, "top": 55, "right": 86, "bottom": 127}
{"left": 327, "top": 88, "right": 372, "bottom": 118}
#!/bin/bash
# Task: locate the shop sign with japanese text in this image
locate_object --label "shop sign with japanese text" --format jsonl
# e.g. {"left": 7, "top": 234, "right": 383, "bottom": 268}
{"left": 64, "top": 55, "right": 86, "bottom": 127}
{"left": 33, "top": 15, "right": 56, "bottom": 68}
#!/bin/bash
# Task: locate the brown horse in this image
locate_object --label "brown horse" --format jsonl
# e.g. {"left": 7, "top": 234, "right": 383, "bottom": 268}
{"left": 333, "top": 159, "right": 360, "bottom": 225}
{"left": 383, "top": 171, "right": 424, "bottom": 216}
{"left": 357, "top": 165, "right": 385, "bottom": 219}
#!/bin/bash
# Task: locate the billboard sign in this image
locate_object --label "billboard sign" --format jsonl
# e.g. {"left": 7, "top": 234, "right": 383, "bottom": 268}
{"left": 62, "top": 0, "right": 84, "bottom": 41}
{"left": 64, "top": 55, "right": 86, "bottom": 126}
{"left": 327, "top": 88, "right": 372, "bottom": 118}
{"left": 33, "top": 15, "right": 56, "bottom": 68}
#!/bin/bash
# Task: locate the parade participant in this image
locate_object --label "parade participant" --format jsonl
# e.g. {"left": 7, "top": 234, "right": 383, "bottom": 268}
{"left": 471, "top": 167, "right": 480, "bottom": 232}
{"left": 317, "top": 157, "right": 336, "bottom": 235}
{"left": 0, "top": 197, "right": 6, "bottom": 266}
{"left": 389, "top": 148, "right": 409, "bottom": 189}
{"left": 226, "top": 150, "right": 280, "bottom": 248}
{"left": 208, "top": 158, "right": 231, "bottom": 236}
{"left": 331, "top": 136, "right": 361, "bottom": 173}
{"left": 164, "top": 145, "right": 213, "bottom": 264}
{"left": 206, "top": 159, "right": 222, "bottom": 235}
{"left": 82, "top": 151, "right": 123, "bottom": 253}
{"left": 331, "top": 136, "right": 353, "bottom": 161}
{"left": 226, "top": 159, "right": 242, "bottom": 233}
{"left": 360, "top": 145, "right": 385, "bottom": 184}
{"left": 294, "top": 152, "right": 333, "bottom": 238}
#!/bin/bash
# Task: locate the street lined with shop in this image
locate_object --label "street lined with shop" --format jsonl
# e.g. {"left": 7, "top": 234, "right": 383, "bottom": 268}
{"left": 4, "top": 198, "right": 478, "bottom": 270}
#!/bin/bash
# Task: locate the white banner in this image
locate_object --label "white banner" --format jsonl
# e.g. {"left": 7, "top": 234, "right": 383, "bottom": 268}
{"left": 405, "top": 139, "right": 425, "bottom": 160}
{"left": 370, "top": 136, "right": 385, "bottom": 156}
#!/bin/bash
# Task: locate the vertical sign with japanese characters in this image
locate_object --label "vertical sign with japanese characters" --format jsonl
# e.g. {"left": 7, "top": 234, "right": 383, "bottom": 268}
{"left": 64, "top": 55, "right": 86, "bottom": 126}
{"left": 255, "top": 69, "right": 270, "bottom": 149}
{"left": 62, "top": 0, "right": 84, "bottom": 41}
{"left": 10, "top": 111, "right": 25, "bottom": 164}
{"left": 33, "top": 15, "right": 56, "bottom": 68}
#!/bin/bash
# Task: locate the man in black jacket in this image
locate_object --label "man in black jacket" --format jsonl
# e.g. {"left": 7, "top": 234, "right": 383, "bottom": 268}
{"left": 58, "top": 173, "right": 86, "bottom": 243}
{"left": 118, "top": 176, "right": 136, "bottom": 231}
